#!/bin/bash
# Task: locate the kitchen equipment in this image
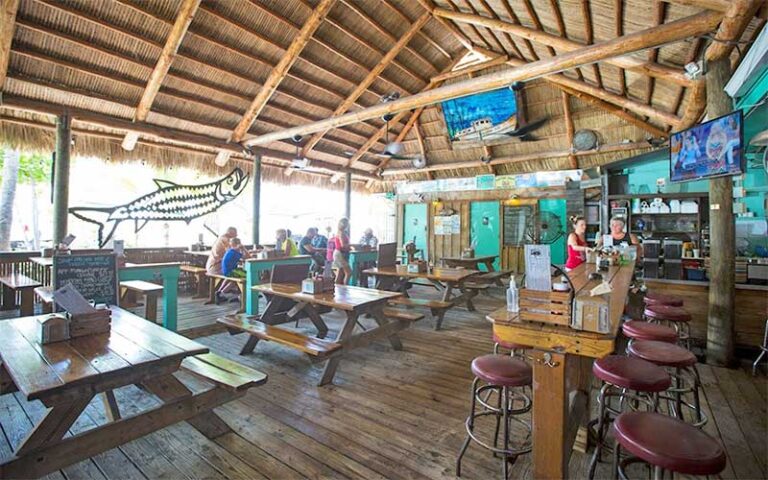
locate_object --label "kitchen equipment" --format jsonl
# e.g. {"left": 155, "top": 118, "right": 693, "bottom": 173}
{"left": 664, "top": 259, "right": 683, "bottom": 280}
{"left": 643, "top": 259, "right": 660, "bottom": 279}
{"left": 644, "top": 240, "right": 661, "bottom": 259}
{"left": 664, "top": 240, "right": 683, "bottom": 260}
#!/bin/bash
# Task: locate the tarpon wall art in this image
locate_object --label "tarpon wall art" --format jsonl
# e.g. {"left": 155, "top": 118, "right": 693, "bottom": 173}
{"left": 70, "top": 168, "right": 248, "bottom": 248}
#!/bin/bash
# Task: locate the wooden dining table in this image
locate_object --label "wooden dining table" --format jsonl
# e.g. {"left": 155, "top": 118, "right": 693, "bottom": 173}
{"left": 441, "top": 254, "right": 498, "bottom": 271}
{"left": 486, "top": 260, "right": 636, "bottom": 479}
{"left": 251, "top": 283, "right": 411, "bottom": 385}
{"left": 0, "top": 307, "right": 266, "bottom": 478}
{"left": 363, "top": 266, "right": 481, "bottom": 310}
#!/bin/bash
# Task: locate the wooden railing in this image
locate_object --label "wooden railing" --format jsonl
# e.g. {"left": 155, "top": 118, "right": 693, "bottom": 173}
{"left": 0, "top": 247, "right": 194, "bottom": 309}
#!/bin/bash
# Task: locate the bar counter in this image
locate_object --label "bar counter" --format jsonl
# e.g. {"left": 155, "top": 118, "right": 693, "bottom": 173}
{"left": 487, "top": 260, "right": 636, "bottom": 479}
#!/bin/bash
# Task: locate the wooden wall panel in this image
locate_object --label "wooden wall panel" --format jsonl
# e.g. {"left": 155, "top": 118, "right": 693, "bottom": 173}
{"left": 428, "top": 201, "right": 470, "bottom": 265}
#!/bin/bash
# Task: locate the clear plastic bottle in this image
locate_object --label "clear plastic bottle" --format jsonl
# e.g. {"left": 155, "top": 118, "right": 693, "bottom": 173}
{"left": 506, "top": 275, "right": 519, "bottom": 313}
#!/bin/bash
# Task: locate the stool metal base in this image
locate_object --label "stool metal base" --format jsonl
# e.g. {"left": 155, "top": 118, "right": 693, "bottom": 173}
{"left": 752, "top": 319, "right": 768, "bottom": 376}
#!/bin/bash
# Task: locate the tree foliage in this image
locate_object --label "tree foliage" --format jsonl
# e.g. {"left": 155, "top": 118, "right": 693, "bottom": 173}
{"left": 0, "top": 148, "right": 51, "bottom": 184}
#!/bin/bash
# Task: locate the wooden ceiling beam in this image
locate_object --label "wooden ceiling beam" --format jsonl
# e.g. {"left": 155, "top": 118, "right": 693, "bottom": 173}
{"left": 243, "top": 10, "right": 721, "bottom": 147}
{"left": 521, "top": 0, "right": 558, "bottom": 58}
{"left": 300, "top": 13, "right": 431, "bottom": 157}
{"left": 547, "top": 0, "right": 586, "bottom": 81}
{"left": 580, "top": 0, "right": 603, "bottom": 88}
{"left": 414, "top": 0, "right": 478, "bottom": 52}
{"left": 433, "top": 8, "right": 696, "bottom": 86}
{"left": 0, "top": 96, "right": 380, "bottom": 180}
{"left": 662, "top": 0, "right": 730, "bottom": 12}
{"left": 615, "top": 0, "right": 627, "bottom": 95}
{"left": 458, "top": 0, "right": 507, "bottom": 53}
{"left": 561, "top": 91, "right": 578, "bottom": 169}
{"left": 381, "top": 142, "right": 653, "bottom": 176}
{"left": 645, "top": 1, "right": 667, "bottom": 106}
{"left": 476, "top": 0, "right": 525, "bottom": 60}
{"left": 0, "top": 0, "right": 20, "bottom": 91}
{"left": 704, "top": 0, "right": 763, "bottom": 61}
{"left": 499, "top": 0, "right": 540, "bottom": 61}
{"left": 230, "top": 0, "right": 335, "bottom": 143}
{"left": 132, "top": 0, "right": 199, "bottom": 123}
{"left": 557, "top": 85, "right": 668, "bottom": 138}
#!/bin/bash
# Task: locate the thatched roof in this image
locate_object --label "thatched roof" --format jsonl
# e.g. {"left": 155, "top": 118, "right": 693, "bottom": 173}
{"left": 0, "top": 0, "right": 764, "bottom": 189}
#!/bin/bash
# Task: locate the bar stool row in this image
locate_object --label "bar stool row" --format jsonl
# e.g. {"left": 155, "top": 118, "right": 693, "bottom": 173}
{"left": 457, "top": 291, "right": 725, "bottom": 479}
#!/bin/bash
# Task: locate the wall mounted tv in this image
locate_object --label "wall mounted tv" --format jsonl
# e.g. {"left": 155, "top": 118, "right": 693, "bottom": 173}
{"left": 669, "top": 110, "right": 744, "bottom": 183}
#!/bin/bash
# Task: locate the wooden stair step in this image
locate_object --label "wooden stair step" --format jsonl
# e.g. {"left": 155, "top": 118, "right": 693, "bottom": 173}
{"left": 217, "top": 314, "right": 341, "bottom": 357}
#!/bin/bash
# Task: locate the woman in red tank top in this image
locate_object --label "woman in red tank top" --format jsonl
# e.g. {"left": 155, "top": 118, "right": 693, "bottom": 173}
{"left": 565, "top": 216, "right": 591, "bottom": 270}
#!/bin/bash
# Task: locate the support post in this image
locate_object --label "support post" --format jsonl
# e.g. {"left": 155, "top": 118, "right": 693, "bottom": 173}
{"left": 705, "top": 57, "right": 735, "bottom": 367}
{"left": 52, "top": 114, "right": 71, "bottom": 245}
{"left": 344, "top": 171, "right": 351, "bottom": 220}
{"left": 252, "top": 155, "right": 261, "bottom": 246}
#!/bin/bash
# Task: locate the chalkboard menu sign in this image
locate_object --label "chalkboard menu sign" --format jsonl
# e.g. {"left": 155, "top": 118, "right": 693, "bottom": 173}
{"left": 503, "top": 205, "right": 533, "bottom": 246}
{"left": 53, "top": 253, "right": 119, "bottom": 306}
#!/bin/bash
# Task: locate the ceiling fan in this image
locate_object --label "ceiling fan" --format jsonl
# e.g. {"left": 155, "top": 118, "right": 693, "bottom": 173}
{"left": 368, "top": 92, "right": 428, "bottom": 169}
{"left": 289, "top": 134, "right": 309, "bottom": 170}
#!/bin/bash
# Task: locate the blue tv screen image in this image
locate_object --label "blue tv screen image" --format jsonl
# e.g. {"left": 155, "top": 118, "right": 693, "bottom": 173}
{"left": 669, "top": 110, "right": 743, "bottom": 183}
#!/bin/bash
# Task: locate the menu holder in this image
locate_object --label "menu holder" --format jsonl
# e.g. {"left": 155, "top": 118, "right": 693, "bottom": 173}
{"left": 52, "top": 284, "right": 111, "bottom": 337}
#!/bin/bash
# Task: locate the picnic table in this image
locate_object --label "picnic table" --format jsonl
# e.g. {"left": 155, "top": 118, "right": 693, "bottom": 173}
{"left": 441, "top": 255, "right": 510, "bottom": 286}
{"left": 222, "top": 283, "right": 419, "bottom": 386}
{"left": 245, "top": 256, "right": 312, "bottom": 315}
{"left": 348, "top": 247, "right": 377, "bottom": 286}
{"left": 485, "top": 260, "right": 636, "bottom": 479}
{"left": 0, "top": 307, "right": 267, "bottom": 479}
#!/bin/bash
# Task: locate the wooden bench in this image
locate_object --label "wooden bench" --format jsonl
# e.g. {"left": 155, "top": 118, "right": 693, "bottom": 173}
{"left": 206, "top": 274, "right": 247, "bottom": 314}
{"left": 218, "top": 314, "right": 342, "bottom": 357}
{"left": 34, "top": 285, "right": 54, "bottom": 314}
{"left": 381, "top": 307, "right": 425, "bottom": 323}
{"left": 181, "top": 264, "right": 208, "bottom": 298}
{"left": 0, "top": 273, "right": 42, "bottom": 316}
{"left": 387, "top": 297, "right": 450, "bottom": 330}
{"left": 181, "top": 352, "right": 268, "bottom": 392}
{"left": 120, "top": 280, "right": 164, "bottom": 322}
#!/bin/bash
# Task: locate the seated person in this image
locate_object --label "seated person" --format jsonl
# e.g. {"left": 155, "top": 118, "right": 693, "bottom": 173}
{"left": 358, "top": 228, "right": 379, "bottom": 249}
{"left": 276, "top": 228, "right": 299, "bottom": 256}
{"left": 216, "top": 237, "right": 248, "bottom": 303}
{"left": 313, "top": 228, "right": 328, "bottom": 250}
{"left": 299, "top": 227, "right": 326, "bottom": 271}
{"left": 206, "top": 226, "right": 237, "bottom": 275}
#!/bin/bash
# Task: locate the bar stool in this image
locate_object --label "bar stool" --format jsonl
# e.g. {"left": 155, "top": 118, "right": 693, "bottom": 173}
{"left": 752, "top": 318, "right": 768, "bottom": 376}
{"left": 492, "top": 332, "right": 531, "bottom": 359}
{"left": 456, "top": 354, "right": 532, "bottom": 479}
{"left": 612, "top": 412, "right": 726, "bottom": 479}
{"left": 587, "top": 355, "right": 671, "bottom": 479}
{"left": 643, "top": 291, "right": 684, "bottom": 307}
{"left": 643, "top": 304, "right": 692, "bottom": 349}
{"left": 628, "top": 340, "right": 706, "bottom": 427}
{"left": 621, "top": 320, "right": 678, "bottom": 350}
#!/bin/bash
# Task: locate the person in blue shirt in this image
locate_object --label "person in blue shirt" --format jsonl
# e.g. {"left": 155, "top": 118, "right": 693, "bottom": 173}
{"left": 299, "top": 227, "right": 327, "bottom": 272}
{"left": 216, "top": 237, "right": 248, "bottom": 303}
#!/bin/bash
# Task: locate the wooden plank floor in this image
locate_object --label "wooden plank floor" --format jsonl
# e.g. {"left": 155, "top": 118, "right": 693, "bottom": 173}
{"left": 1, "top": 286, "right": 766, "bottom": 479}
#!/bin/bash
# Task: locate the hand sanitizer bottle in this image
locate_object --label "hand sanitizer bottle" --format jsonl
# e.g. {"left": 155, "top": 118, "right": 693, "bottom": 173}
{"left": 506, "top": 275, "right": 519, "bottom": 313}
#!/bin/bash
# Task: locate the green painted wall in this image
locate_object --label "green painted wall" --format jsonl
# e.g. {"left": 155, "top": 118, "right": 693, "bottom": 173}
{"left": 538, "top": 198, "right": 567, "bottom": 265}
{"left": 470, "top": 201, "right": 500, "bottom": 271}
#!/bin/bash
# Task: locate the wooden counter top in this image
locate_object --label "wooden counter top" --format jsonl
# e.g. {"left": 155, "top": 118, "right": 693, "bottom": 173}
{"left": 487, "top": 261, "right": 636, "bottom": 358}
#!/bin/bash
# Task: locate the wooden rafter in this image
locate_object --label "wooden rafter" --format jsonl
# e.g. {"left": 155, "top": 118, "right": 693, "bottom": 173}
{"left": 521, "top": 0, "right": 558, "bottom": 58}
{"left": 645, "top": 1, "right": 667, "bottom": 106}
{"left": 414, "top": 119, "right": 427, "bottom": 161}
{"left": 615, "top": 0, "right": 626, "bottom": 95}
{"left": 671, "top": 37, "right": 705, "bottom": 115}
{"left": 347, "top": 56, "right": 463, "bottom": 167}
{"left": 476, "top": 0, "right": 525, "bottom": 60}
{"left": 230, "top": 0, "right": 335, "bottom": 143}
{"left": 414, "top": 0, "right": 477, "bottom": 52}
{"left": 663, "top": 0, "right": 730, "bottom": 11}
{"left": 432, "top": 8, "right": 695, "bottom": 86}
{"left": 561, "top": 91, "right": 578, "bottom": 169}
{"left": 499, "top": 0, "right": 539, "bottom": 61}
{"left": 444, "top": 0, "right": 493, "bottom": 51}
{"left": 0, "top": 0, "right": 20, "bottom": 91}
{"left": 580, "top": 0, "right": 603, "bottom": 88}
{"left": 301, "top": 13, "right": 431, "bottom": 157}
{"left": 705, "top": 0, "right": 763, "bottom": 61}
{"left": 547, "top": 0, "right": 585, "bottom": 80}
{"left": 243, "top": 10, "right": 722, "bottom": 147}
{"left": 458, "top": 0, "right": 506, "bottom": 53}
{"left": 379, "top": 0, "right": 451, "bottom": 60}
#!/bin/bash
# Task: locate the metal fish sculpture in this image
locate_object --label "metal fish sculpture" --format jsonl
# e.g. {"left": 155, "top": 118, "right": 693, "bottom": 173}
{"left": 70, "top": 168, "right": 248, "bottom": 248}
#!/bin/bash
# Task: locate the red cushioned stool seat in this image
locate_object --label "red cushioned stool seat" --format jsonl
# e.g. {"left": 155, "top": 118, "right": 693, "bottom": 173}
{"left": 613, "top": 412, "right": 726, "bottom": 476}
{"left": 593, "top": 355, "right": 671, "bottom": 392}
{"left": 492, "top": 332, "right": 531, "bottom": 351}
{"left": 471, "top": 354, "right": 532, "bottom": 387}
{"left": 628, "top": 340, "right": 696, "bottom": 368}
{"left": 622, "top": 320, "right": 678, "bottom": 343}
{"left": 644, "top": 304, "right": 691, "bottom": 323}
{"left": 643, "top": 292, "right": 684, "bottom": 307}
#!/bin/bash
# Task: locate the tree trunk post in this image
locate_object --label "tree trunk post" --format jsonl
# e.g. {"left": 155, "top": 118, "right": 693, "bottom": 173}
{"left": 251, "top": 155, "right": 261, "bottom": 246}
{"left": 344, "top": 172, "right": 352, "bottom": 220}
{"left": 52, "top": 114, "right": 71, "bottom": 246}
{"left": 0, "top": 149, "right": 20, "bottom": 251}
{"left": 705, "top": 57, "right": 736, "bottom": 367}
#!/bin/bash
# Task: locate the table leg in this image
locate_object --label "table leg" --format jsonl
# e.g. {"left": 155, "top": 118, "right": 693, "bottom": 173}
{"left": 303, "top": 304, "right": 329, "bottom": 339}
{"left": 161, "top": 271, "right": 179, "bottom": 331}
{"left": 142, "top": 374, "right": 232, "bottom": 439}
{"left": 195, "top": 272, "right": 208, "bottom": 298}
{"left": 371, "top": 306, "right": 403, "bottom": 350}
{"left": 19, "top": 289, "right": 34, "bottom": 316}
{"left": 145, "top": 293, "right": 158, "bottom": 322}
{"left": 206, "top": 277, "right": 219, "bottom": 305}
{"left": 0, "top": 285, "right": 14, "bottom": 311}
{"left": 14, "top": 396, "right": 93, "bottom": 457}
{"left": 440, "top": 282, "right": 454, "bottom": 302}
{"left": 318, "top": 311, "right": 359, "bottom": 386}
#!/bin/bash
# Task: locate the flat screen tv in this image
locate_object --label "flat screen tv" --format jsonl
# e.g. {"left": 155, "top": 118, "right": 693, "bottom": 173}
{"left": 669, "top": 110, "right": 744, "bottom": 183}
